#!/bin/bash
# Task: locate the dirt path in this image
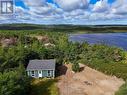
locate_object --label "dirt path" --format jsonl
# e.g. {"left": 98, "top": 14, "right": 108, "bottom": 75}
{"left": 57, "top": 64, "right": 124, "bottom": 95}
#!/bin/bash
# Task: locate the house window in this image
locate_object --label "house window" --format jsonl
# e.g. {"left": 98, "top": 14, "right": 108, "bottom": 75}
{"left": 31, "top": 71, "right": 35, "bottom": 77}
{"left": 39, "top": 71, "right": 41, "bottom": 74}
{"left": 48, "top": 70, "right": 52, "bottom": 77}
{"left": 27, "top": 71, "right": 30, "bottom": 76}
{"left": 48, "top": 70, "right": 50, "bottom": 76}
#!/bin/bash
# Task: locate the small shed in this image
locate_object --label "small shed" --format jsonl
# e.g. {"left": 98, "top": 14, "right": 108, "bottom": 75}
{"left": 26, "top": 59, "right": 56, "bottom": 78}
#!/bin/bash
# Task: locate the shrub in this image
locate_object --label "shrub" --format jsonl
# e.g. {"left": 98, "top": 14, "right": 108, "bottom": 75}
{"left": 115, "top": 81, "right": 127, "bottom": 95}
{"left": 72, "top": 62, "right": 80, "bottom": 72}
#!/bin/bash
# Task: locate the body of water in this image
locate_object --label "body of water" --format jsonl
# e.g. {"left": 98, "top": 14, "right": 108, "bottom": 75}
{"left": 69, "top": 33, "right": 127, "bottom": 50}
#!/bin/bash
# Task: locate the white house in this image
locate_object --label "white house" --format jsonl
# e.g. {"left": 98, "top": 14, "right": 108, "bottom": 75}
{"left": 26, "top": 59, "right": 56, "bottom": 78}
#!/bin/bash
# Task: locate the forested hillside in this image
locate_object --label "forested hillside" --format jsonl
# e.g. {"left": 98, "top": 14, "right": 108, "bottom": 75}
{"left": 0, "top": 24, "right": 127, "bottom": 33}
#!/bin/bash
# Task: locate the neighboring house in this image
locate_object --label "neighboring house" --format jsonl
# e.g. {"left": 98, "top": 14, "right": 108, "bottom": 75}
{"left": 26, "top": 59, "right": 56, "bottom": 78}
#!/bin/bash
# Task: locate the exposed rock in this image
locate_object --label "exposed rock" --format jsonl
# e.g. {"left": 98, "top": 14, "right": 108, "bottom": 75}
{"left": 33, "top": 35, "right": 51, "bottom": 44}
{"left": 1, "top": 38, "right": 17, "bottom": 47}
{"left": 44, "top": 43, "right": 55, "bottom": 48}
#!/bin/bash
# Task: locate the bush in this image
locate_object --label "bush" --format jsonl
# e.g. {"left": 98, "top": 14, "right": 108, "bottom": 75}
{"left": 72, "top": 62, "right": 80, "bottom": 72}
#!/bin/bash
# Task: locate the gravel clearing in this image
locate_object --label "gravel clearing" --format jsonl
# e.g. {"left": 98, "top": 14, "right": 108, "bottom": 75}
{"left": 57, "top": 64, "right": 124, "bottom": 95}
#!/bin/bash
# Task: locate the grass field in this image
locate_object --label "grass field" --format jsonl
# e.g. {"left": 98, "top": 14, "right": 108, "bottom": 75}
{"left": 30, "top": 78, "right": 59, "bottom": 95}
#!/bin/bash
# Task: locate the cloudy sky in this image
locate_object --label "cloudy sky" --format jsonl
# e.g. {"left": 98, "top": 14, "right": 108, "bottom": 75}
{"left": 0, "top": 0, "right": 127, "bottom": 25}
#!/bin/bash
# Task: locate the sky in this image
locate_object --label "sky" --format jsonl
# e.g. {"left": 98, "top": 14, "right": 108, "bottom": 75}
{"left": 0, "top": 0, "right": 127, "bottom": 25}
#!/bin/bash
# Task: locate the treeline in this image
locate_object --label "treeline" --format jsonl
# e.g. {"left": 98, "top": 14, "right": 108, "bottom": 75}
{"left": 0, "top": 24, "right": 127, "bottom": 33}
{"left": 0, "top": 29, "right": 127, "bottom": 95}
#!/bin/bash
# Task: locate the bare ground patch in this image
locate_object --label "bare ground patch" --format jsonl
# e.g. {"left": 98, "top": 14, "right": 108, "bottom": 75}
{"left": 57, "top": 64, "right": 124, "bottom": 95}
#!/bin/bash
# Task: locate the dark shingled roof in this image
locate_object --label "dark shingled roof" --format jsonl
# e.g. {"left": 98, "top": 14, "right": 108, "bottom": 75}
{"left": 26, "top": 59, "right": 56, "bottom": 70}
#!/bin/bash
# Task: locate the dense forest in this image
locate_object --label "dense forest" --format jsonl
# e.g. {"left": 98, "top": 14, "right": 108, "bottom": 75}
{"left": 0, "top": 25, "right": 127, "bottom": 95}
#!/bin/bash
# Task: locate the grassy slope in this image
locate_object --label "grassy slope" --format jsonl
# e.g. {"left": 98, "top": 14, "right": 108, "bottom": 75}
{"left": 114, "top": 53, "right": 127, "bottom": 95}
{"left": 115, "top": 81, "right": 127, "bottom": 95}
{"left": 30, "top": 79, "right": 59, "bottom": 95}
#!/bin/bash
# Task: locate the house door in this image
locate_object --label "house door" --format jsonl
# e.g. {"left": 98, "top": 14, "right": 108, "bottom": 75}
{"left": 38, "top": 70, "right": 42, "bottom": 78}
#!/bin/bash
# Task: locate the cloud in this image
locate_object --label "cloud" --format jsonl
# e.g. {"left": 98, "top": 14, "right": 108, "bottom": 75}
{"left": 92, "top": 0, "right": 109, "bottom": 12}
{"left": 1, "top": 0, "right": 127, "bottom": 24}
{"left": 54, "top": 0, "right": 89, "bottom": 11}
{"left": 12, "top": 1, "right": 64, "bottom": 24}
{"left": 111, "top": 0, "right": 127, "bottom": 15}
{"left": 23, "top": 0, "right": 46, "bottom": 6}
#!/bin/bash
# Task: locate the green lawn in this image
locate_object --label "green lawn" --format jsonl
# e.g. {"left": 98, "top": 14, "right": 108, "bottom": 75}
{"left": 30, "top": 78, "right": 59, "bottom": 95}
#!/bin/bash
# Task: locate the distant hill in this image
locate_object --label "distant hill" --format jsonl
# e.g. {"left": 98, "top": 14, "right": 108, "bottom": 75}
{"left": 0, "top": 24, "right": 127, "bottom": 33}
